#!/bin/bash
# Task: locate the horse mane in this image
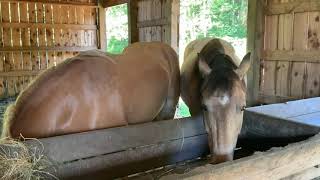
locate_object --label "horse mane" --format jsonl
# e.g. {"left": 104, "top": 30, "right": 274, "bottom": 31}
{"left": 200, "top": 39, "right": 238, "bottom": 69}
{"left": 199, "top": 39, "right": 245, "bottom": 95}
{"left": 201, "top": 69, "right": 245, "bottom": 95}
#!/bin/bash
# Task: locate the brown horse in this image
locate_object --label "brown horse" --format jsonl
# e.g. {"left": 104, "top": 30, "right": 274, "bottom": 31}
{"left": 1, "top": 42, "right": 180, "bottom": 138}
{"left": 181, "top": 38, "right": 251, "bottom": 163}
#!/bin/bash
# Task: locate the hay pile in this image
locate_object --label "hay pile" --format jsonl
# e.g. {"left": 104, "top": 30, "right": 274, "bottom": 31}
{"left": 0, "top": 137, "right": 57, "bottom": 180}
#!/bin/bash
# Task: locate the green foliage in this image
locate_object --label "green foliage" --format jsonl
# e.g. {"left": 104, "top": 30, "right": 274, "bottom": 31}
{"left": 176, "top": 100, "right": 191, "bottom": 118}
{"left": 183, "top": 0, "right": 247, "bottom": 41}
{"left": 208, "top": 0, "right": 247, "bottom": 38}
{"left": 106, "top": 36, "right": 128, "bottom": 54}
{"left": 106, "top": 4, "right": 128, "bottom": 54}
{"left": 107, "top": 4, "right": 128, "bottom": 15}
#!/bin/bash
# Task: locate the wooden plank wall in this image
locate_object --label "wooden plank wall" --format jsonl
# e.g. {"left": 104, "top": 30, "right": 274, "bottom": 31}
{"left": 136, "top": 0, "right": 179, "bottom": 52}
{"left": 0, "top": 0, "right": 99, "bottom": 98}
{"left": 260, "top": 0, "right": 320, "bottom": 104}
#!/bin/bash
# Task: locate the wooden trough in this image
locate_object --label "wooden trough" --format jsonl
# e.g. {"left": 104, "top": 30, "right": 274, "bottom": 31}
{"left": 1, "top": 98, "right": 320, "bottom": 179}
{"left": 158, "top": 97, "right": 320, "bottom": 180}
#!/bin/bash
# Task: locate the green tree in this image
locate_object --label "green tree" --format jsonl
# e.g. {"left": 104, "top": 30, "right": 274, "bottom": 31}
{"left": 107, "top": 36, "right": 128, "bottom": 54}
{"left": 106, "top": 4, "right": 128, "bottom": 54}
{"left": 208, "top": 0, "right": 247, "bottom": 38}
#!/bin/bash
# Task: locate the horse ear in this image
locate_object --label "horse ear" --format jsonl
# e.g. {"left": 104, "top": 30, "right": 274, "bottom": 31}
{"left": 198, "top": 53, "right": 212, "bottom": 76}
{"left": 235, "top": 52, "right": 252, "bottom": 80}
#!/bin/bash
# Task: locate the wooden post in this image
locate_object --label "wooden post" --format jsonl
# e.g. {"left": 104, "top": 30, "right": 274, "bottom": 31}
{"left": 162, "top": 0, "right": 179, "bottom": 53}
{"left": 169, "top": 0, "right": 179, "bottom": 53}
{"left": 128, "top": 0, "right": 139, "bottom": 43}
{"left": 246, "top": 0, "right": 265, "bottom": 106}
{"left": 98, "top": 0, "right": 107, "bottom": 50}
{"left": 161, "top": 133, "right": 320, "bottom": 180}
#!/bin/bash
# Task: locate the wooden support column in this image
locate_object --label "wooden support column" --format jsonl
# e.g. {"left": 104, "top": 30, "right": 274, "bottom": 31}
{"left": 246, "top": 0, "right": 265, "bottom": 106}
{"left": 162, "top": 0, "right": 179, "bottom": 53}
{"left": 128, "top": 0, "right": 139, "bottom": 43}
{"left": 98, "top": 0, "right": 107, "bottom": 50}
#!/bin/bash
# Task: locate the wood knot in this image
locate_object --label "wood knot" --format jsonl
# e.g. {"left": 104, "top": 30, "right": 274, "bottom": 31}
{"left": 47, "top": 30, "right": 52, "bottom": 36}
{"left": 314, "top": 80, "right": 318, "bottom": 87}
{"left": 308, "top": 29, "right": 312, "bottom": 38}
{"left": 310, "top": 90, "right": 313, "bottom": 95}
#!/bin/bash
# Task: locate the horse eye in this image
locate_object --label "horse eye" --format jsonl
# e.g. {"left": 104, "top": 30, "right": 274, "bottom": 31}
{"left": 201, "top": 104, "right": 208, "bottom": 111}
{"left": 236, "top": 105, "right": 246, "bottom": 112}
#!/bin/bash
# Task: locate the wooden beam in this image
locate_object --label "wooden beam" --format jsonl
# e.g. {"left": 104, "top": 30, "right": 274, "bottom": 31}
{"left": 241, "top": 109, "right": 320, "bottom": 139}
{"left": 50, "top": 135, "right": 209, "bottom": 179}
{"left": 161, "top": 133, "right": 320, "bottom": 180}
{"left": 128, "top": 0, "right": 139, "bottom": 43}
{"left": 258, "top": 94, "right": 298, "bottom": 104}
{"left": 266, "top": 0, "right": 320, "bottom": 15}
{"left": 137, "top": 18, "right": 170, "bottom": 28}
{"left": 282, "top": 165, "right": 320, "bottom": 180}
{"left": 1, "top": 0, "right": 98, "bottom": 7}
{"left": 0, "top": 70, "right": 41, "bottom": 77}
{"left": 98, "top": 0, "right": 107, "bottom": 50}
{"left": 246, "top": 0, "right": 265, "bottom": 106}
{"left": 0, "top": 23, "right": 97, "bottom": 30}
{"left": 102, "top": 0, "right": 128, "bottom": 8}
{"left": 25, "top": 116, "right": 206, "bottom": 164}
{"left": 0, "top": 46, "right": 97, "bottom": 52}
{"left": 264, "top": 50, "right": 320, "bottom": 63}
{"left": 21, "top": 116, "right": 208, "bottom": 179}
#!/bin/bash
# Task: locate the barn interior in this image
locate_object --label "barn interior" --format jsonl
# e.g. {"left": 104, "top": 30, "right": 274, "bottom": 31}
{"left": 1, "top": 0, "right": 320, "bottom": 179}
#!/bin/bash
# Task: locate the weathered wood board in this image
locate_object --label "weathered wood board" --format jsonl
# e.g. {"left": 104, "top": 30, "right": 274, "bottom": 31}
{"left": 0, "top": 0, "right": 100, "bottom": 98}
{"left": 259, "top": 0, "right": 320, "bottom": 104}
{"left": 246, "top": 97, "right": 320, "bottom": 127}
{"left": 160, "top": 133, "right": 320, "bottom": 180}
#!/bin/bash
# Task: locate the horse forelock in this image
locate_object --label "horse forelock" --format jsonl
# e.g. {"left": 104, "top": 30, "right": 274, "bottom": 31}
{"left": 201, "top": 69, "right": 244, "bottom": 97}
{"left": 199, "top": 39, "right": 244, "bottom": 97}
{"left": 200, "top": 39, "right": 241, "bottom": 68}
